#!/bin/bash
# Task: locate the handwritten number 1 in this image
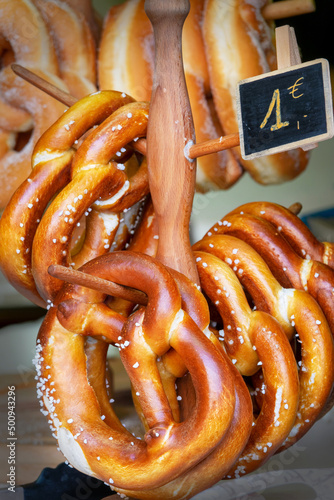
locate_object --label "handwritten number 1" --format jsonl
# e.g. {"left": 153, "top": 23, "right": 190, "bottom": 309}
{"left": 260, "top": 88, "right": 289, "bottom": 131}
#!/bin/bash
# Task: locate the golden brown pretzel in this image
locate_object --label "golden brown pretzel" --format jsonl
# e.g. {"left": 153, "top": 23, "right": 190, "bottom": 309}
{"left": 206, "top": 213, "right": 334, "bottom": 332}
{"left": 228, "top": 201, "right": 334, "bottom": 268}
{"left": 202, "top": 0, "right": 309, "bottom": 185}
{"left": 0, "top": 0, "right": 58, "bottom": 130}
{"left": 116, "top": 351, "right": 252, "bottom": 499}
{"left": 32, "top": 0, "right": 97, "bottom": 98}
{"left": 193, "top": 235, "right": 334, "bottom": 452}
{"left": 0, "top": 91, "right": 148, "bottom": 306}
{"left": 36, "top": 251, "right": 236, "bottom": 492}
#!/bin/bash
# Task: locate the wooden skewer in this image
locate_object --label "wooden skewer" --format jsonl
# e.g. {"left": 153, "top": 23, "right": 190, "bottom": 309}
{"left": 48, "top": 264, "right": 148, "bottom": 305}
{"left": 186, "top": 133, "right": 240, "bottom": 160}
{"left": 262, "top": 0, "right": 315, "bottom": 21}
{"left": 11, "top": 64, "right": 77, "bottom": 107}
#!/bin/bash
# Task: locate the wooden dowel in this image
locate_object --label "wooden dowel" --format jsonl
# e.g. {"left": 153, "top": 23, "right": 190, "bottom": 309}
{"left": 48, "top": 264, "right": 148, "bottom": 305}
{"left": 262, "top": 0, "right": 316, "bottom": 20}
{"left": 12, "top": 64, "right": 77, "bottom": 107}
{"left": 186, "top": 133, "right": 240, "bottom": 160}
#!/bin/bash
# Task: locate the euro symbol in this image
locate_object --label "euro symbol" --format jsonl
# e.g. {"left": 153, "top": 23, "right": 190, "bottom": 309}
{"left": 288, "top": 77, "right": 304, "bottom": 99}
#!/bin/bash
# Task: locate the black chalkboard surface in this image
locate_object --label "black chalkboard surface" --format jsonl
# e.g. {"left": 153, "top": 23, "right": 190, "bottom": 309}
{"left": 237, "top": 59, "right": 334, "bottom": 159}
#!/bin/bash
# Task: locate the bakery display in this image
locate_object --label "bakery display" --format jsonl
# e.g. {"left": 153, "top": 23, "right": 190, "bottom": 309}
{"left": 0, "top": 0, "right": 333, "bottom": 498}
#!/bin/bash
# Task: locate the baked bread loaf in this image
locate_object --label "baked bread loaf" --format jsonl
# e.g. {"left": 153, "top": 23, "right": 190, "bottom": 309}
{"left": 202, "top": 0, "right": 309, "bottom": 184}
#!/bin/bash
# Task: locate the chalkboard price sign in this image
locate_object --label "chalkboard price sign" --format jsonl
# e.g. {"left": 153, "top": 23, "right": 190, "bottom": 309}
{"left": 237, "top": 59, "right": 334, "bottom": 159}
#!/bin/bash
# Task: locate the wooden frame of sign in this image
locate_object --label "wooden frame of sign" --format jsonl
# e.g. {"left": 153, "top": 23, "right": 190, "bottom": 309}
{"left": 236, "top": 26, "right": 334, "bottom": 160}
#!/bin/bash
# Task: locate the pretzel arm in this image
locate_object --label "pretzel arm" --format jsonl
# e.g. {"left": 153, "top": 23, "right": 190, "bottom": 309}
{"left": 206, "top": 214, "right": 334, "bottom": 332}
{"left": 117, "top": 349, "right": 252, "bottom": 500}
{"left": 227, "top": 311, "right": 299, "bottom": 477}
{"left": 279, "top": 289, "right": 334, "bottom": 449}
{"left": 228, "top": 201, "right": 334, "bottom": 266}
{"left": 84, "top": 338, "right": 124, "bottom": 433}
{"left": 193, "top": 235, "right": 294, "bottom": 338}
{"left": 0, "top": 150, "right": 73, "bottom": 306}
{"left": 194, "top": 250, "right": 299, "bottom": 474}
{"left": 206, "top": 213, "right": 303, "bottom": 288}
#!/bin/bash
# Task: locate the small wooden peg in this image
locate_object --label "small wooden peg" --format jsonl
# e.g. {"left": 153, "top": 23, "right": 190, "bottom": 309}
{"left": 288, "top": 202, "right": 302, "bottom": 215}
{"left": 48, "top": 264, "right": 148, "bottom": 305}
{"left": 186, "top": 133, "right": 240, "bottom": 160}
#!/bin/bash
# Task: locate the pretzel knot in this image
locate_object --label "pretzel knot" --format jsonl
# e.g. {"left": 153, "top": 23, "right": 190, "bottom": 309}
{"left": 35, "top": 251, "right": 240, "bottom": 494}
{"left": 0, "top": 91, "right": 150, "bottom": 307}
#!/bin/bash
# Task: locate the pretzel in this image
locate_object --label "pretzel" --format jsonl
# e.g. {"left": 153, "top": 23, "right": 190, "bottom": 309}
{"left": 0, "top": 91, "right": 149, "bottom": 306}
{"left": 206, "top": 212, "right": 334, "bottom": 333}
{"left": 51, "top": 255, "right": 252, "bottom": 499}
{"left": 0, "top": 0, "right": 69, "bottom": 208}
{"left": 202, "top": 0, "right": 309, "bottom": 185}
{"left": 98, "top": 0, "right": 243, "bottom": 192}
{"left": 33, "top": 0, "right": 97, "bottom": 98}
{"left": 227, "top": 201, "right": 334, "bottom": 268}
{"left": 62, "top": 0, "right": 102, "bottom": 44}
{"left": 35, "top": 251, "right": 237, "bottom": 493}
{"left": 193, "top": 235, "right": 334, "bottom": 455}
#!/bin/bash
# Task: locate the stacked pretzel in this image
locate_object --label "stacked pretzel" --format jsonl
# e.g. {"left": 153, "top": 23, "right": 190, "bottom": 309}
{"left": 0, "top": 0, "right": 100, "bottom": 209}
{"left": 98, "top": 0, "right": 309, "bottom": 191}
